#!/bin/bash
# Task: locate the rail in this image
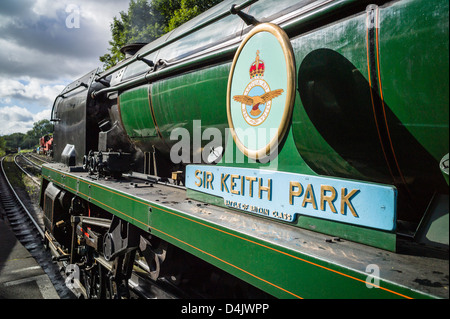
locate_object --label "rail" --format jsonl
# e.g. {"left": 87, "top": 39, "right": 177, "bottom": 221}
{"left": 14, "top": 154, "right": 41, "bottom": 185}
{"left": 0, "top": 156, "right": 44, "bottom": 238}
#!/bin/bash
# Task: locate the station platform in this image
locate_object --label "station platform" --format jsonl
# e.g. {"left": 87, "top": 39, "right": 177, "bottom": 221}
{"left": 0, "top": 215, "right": 60, "bottom": 299}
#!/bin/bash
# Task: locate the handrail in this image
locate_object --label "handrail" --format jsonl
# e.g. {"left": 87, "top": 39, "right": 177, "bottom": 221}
{"left": 92, "top": 40, "right": 238, "bottom": 98}
{"left": 95, "top": 0, "right": 259, "bottom": 81}
{"left": 50, "top": 82, "right": 87, "bottom": 121}
{"left": 51, "top": 69, "right": 98, "bottom": 121}
{"left": 90, "top": 0, "right": 366, "bottom": 99}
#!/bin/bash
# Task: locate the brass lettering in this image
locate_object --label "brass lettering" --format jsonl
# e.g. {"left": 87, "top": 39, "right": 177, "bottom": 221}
{"left": 203, "top": 171, "right": 206, "bottom": 188}
{"left": 289, "top": 181, "right": 303, "bottom": 205}
{"left": 245, "top": 176, "right": 257, "bottom": 197}
{"left": 302, "top": 184, "right": 317, "bottom": 210}
{"left": 258, "top": 178, "right": 272, "bottom": 200}
{"left": 320, "top": 185, "right": 337, "bottom": 213}
{"left": 231, "top": 175, "right": 240, "bottom": 195}
{"left": 194, "top": 170, "right": 202, "bottom": 187}
{"left": 221, "top": 174, "right": 230, "bottom": 193}
{"left": 205, "top": 172, "right": 214, "bottom": 190}
{"left": 341, "top": 188, "right": 359, "bottom": 217}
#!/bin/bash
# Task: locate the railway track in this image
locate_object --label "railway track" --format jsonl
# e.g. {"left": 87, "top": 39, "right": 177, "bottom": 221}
{"left": 14, "top": 154, "right": 41, "bottom": 186}
{"left": 3, "top": 153, "right": 272, "bottom": 299}
{"left": 0, "top": 154, "right": 183, "bottom": 299}
{"left": 27, "top": 153, "right": 50, "bottom": 165}
{"left": 0, "top": 155, "right": 73, "bottom": 298}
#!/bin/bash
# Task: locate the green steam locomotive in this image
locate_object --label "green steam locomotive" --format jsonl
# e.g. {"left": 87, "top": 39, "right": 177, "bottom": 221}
{"left": 41, "top": 0, "right": 448, "bottom": 299}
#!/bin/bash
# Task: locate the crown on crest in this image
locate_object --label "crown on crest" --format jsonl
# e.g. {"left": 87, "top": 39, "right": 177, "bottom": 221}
{"left": 249, "top": 50, "right": 265, "bottom": 79}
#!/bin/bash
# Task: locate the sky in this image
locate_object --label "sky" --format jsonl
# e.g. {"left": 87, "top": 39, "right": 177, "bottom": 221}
{"left": 0, "top": 0, "right": 131, "bottom": 136}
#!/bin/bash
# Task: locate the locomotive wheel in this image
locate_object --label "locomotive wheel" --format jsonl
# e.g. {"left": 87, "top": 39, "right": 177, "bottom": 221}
{"left": 83, "top": 264, "right": 100, "bottom": 299}
{"left": 98, "top": 264, "right": 114, "bottom": 299}
{"left": 82, "top": 262, "right": 114, "bottom": 299}
{"left": 138, "top": 236, "right": 168, "bottom": 281}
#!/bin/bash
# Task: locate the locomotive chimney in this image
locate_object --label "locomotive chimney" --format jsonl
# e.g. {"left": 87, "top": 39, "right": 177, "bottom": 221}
{"left": 120, "top": 43, "right": 147, "bottom": 59}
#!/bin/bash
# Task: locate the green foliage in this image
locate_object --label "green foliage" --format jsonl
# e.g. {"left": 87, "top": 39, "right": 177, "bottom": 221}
{"left": 100, "top": 13, "right": 129, "bottom": 69}
{"left": 126, "top": 0, "right": 166, "bottom": 42}
{"left": 0, "top": 136, "right": 5, "bottom": 157}
{"left": 100, "top": 0, "right": 223, "bottom": 70}
{"left": 166, "top": 0, "right": 222, "bottom": 31}
{"left": 3, "top": 133, "right": 25, "bottom": 149}
{"left": 27, "top": 119, "right": 53, "bottom": 140}
{"left": 0, "top": 120, "right": 53, "bottom": 153}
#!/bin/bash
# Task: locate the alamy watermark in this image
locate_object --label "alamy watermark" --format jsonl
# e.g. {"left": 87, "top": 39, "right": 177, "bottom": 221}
{"left": 365, "top": 264, "right": 380, "bottom": 289}
{"left": 169, "top": 120, "right": 279, "bottom": 170}
{"left": 65, "top": 4, "right": 80, "bottom": 29}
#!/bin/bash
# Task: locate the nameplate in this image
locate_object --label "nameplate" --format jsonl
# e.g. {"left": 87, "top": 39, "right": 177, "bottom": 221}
{"left": 186, "top": 165, "right": 396, "bottom": 231}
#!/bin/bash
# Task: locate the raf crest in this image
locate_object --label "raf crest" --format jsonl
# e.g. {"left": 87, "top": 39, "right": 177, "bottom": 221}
{"left": 233, "top": 51, "right": 284, "bottom": 125}
{"left": 227, "top": 23, "right": 295, "bottom": 160}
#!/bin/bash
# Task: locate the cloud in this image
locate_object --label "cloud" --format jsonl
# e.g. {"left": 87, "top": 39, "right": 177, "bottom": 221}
{"left": 0, "top": 0, "right": 132, "bottom": 79}
{"left": 0, "top": 77, "right": 65, "bottom": 107}
{"left": 34, "top": 107, "right": 52, "bottom": 122}
{"left": 0, "top": 1, "right": 124, "bottom": 80}
{"left": 0, "top": 0, "right": 34, "bottom": 17}
{"left": 0, "top": 76, "right": 60, "bottom": 135}
{"left": 0, "top": 105, "right": 36, "bottom": 135}
{"left": 0, "top": 0, "right": 131, "bottom": 136}
{"left": 0, "top": 105, "right": 53, "bottom": 135}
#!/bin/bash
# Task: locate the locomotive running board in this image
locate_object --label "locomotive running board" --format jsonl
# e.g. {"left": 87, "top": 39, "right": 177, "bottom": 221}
{"left": 41, "top": 163, "right": 448, "bottom": 299}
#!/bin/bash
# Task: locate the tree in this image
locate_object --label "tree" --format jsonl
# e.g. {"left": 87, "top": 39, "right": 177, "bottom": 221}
{"left": 100, "top": 0, "right": 166, "bottom": 70}
{"left": 126, "top": 0, "right": 166, "bottom": 42}
{"left": 152, "top": 0, "right": 183, "bottom": 28}
{"left": 0, "top": 136, "right": 6, "bottom": 156}
{"left": 1, "top": 120, "right": 52, "bottom": 152}
{"left": 166, "top": 0, "right": 222, "bottom": 32}
{"left": 27, "top": 119, "right": 53, "bottom": 140}
{"left": 20, "top": 135, "right": 38, "bottom": 150}
{"left": 100, "top": 0, "right": 223, "bottom": 70}
{"left": 4, "top": 132, "right": 25, "bottom": 149}
{"left": 100, "top": 13, "right": 129, "bottom": 70}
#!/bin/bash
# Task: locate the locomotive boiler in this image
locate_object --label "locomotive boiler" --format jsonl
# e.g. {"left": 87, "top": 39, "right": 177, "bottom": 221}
{"left": 41, "top": 0, "right": 448, "bottom": 299}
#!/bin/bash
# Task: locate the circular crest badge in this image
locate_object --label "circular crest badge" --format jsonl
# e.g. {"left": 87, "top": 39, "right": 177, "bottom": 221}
{"left": 227, "top": 23, "right": 295, "bottom": 160}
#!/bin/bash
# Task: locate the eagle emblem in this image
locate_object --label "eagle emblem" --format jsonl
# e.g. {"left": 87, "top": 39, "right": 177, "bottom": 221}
{"left": 233, "top": 89, "right": 284, "bottom": 117}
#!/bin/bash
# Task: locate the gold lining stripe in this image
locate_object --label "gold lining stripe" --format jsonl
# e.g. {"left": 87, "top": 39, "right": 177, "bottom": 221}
{"left": 374, "top": 11, "right": 409, "bottom": 190}
{"left": 147, "top": 85, "right": 164, "bottom": 141}
{"left": 366, "top": 9, "right": 395, "bottom": 180}
{"left": 43, "top": 167, "right": 413, "bottom": 299}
